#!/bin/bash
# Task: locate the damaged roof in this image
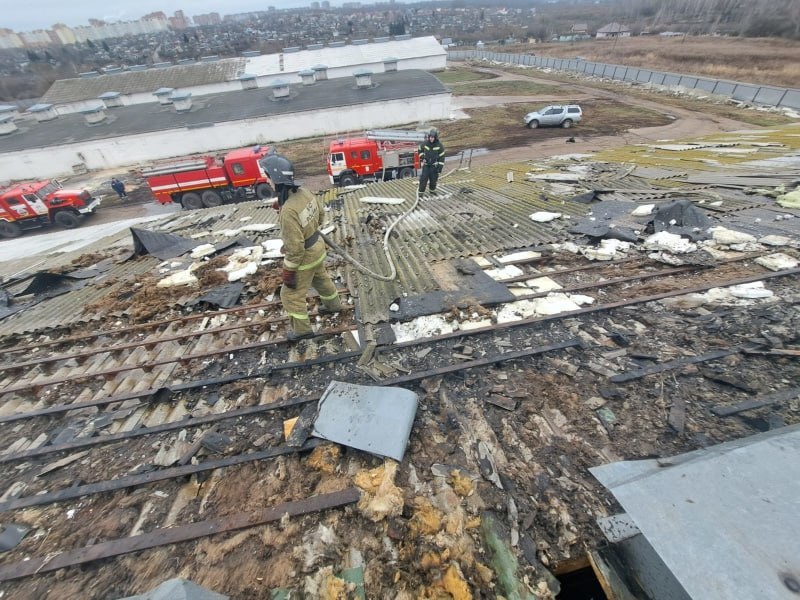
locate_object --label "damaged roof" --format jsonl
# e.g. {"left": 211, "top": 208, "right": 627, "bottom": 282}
{"left": 0, "top": 121, "right": 798, "bottom": 599}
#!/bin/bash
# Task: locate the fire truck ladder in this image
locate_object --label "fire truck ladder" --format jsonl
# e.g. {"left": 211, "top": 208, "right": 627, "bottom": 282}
{"left": 365, "top": 129, "right": 428, "bottom": 142}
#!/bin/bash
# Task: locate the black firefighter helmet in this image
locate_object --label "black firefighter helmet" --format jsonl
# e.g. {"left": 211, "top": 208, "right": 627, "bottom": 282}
{"left": 259, "top": 153, "right": 296, "bottom": 187}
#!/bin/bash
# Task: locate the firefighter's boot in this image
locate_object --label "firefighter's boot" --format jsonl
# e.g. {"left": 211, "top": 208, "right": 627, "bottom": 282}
{"left": 319, "top": 296, "right": 343, "bottom": 315}
{"left": 287, "top": 316, "right": 314, "bottom": 341}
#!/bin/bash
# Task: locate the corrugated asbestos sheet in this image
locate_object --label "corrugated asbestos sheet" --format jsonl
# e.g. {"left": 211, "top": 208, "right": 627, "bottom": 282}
{"left": 0, "top": 201, "right": 283, "bottom": 337}
{"left": 330, "top": 165, "right": 592, "bottom": 324}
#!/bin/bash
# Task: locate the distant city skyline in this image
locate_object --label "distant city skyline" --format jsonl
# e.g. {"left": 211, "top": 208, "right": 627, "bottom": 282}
{"left": 2, "top": 0, "right": 319, "bottom": 32}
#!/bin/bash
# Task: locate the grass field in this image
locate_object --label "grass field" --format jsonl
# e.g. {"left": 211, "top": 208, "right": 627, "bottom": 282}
{"left": 496, "top": 65, "right": 796, "bottom": 127}
{"left": 502, "top": 36, "right": 800, "bottom": 89}
{"left": 448, "top": 79, "right": 564, "bottom": 96}
{"left": 278, "top": 98, "right": 671, "bottom": 178}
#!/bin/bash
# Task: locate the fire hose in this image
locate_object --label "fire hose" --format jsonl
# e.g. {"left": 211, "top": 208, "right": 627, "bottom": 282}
{"left": 320, "top": 166, "right": 457, "bottom": 282}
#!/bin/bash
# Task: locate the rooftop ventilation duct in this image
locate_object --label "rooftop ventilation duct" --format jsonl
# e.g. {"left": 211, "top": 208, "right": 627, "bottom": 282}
{"left": 383, "top": 57, "right": 398, "bottom": 72}
{"left": 283, "top": 46, "right": 301, "bottom": 53}
{"left": 80, "top": 103, "right": 107, "bottom": 125}
{"left": 170, "top": 91, "right": 192, "bottom": 112}
{"left": 241, "top": 50, "right": 260, "bottom": 57}
{"left": 352, "top": 39, "right": 368, "bottom": 45}
{"left": 128, "top": 64, "right": 148, "bottom": 71}
{"left": 312, "top": 64, "right": 328, "bottom": 81}
{"left": 354, "top": 68, "right": 373, "bottom": 89}
{"left": 306, "top": 44, "right": 323, "bottom": 50}
{"left": 200, "top": 55, "right": 220, "bottom": 62}
{"left": 0, "top": 114, "right": 17, "bottom": 136}
{"left": 98, "top": 91, "right": 122, "bottom": 108}
{"left": 79, "top": 71, "right": 100, "bottom": 78}
{"left": 238, "top": 73, "right": 258, "bottom": 90}
{"left": 153, "top": 62, "right": 172, "bottom": 69}
{"left": 27, "top": 103, "right": 57, "bottom": 122}
{"left": 0, "top": 105, "right": 19, "bottom": 120}
{"left": 299, "top": 69, "right": 315, "bottom": 86}
{"left": 269, "top": 79, "right": 290, "bottom": 99}
{"left": 394, "top": 34, "right": 411, "bottom": 41}
{"left": 177, "top": 58, "right": 194, "bottom": 65}
{"left": 329, "top": 41, "right": 345, "bottom": 48}
{"left": 374, "top": 36, "right": 390, "bottom": 43}
{"left": 153, "top": 87, "right": 175, "bottom": 105}
{"left": 102, "top": 66, "right": 123, "bottom": 74}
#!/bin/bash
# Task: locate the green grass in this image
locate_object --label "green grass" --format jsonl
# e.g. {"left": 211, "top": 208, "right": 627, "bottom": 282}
{"left": 434, "top": 68, "right": 498, "bottom": 84}
{"left": 449, "top": 80, "right": 564, "bottom": 96}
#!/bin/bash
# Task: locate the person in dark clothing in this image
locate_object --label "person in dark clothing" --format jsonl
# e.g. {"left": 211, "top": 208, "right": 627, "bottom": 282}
{"left": 418, "top": 128, "right": 445, "bottom": 195}
{"left": 111, "top": 178, "right": 127, "bottom": 199}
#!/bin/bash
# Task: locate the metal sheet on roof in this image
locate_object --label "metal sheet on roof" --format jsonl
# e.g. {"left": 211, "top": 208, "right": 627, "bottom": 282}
{"left": 590, "top": 425, "right": 800, "bottom": 600}
{"left": 312, "top": 380, "right": 418, "bottom": 461}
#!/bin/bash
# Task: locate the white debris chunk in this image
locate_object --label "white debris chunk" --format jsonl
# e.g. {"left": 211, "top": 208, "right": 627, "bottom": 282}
{"left": 644, "top": 231, "right": 697, "bottom": 254}
{"left": 529, "top": 211, "right": 562, "bottom": 223}
{"left": 581, "top": 238, "right": 632, "bottom": 261}
{"left": 525, "top": 276, "right": 562, "bottom": 293}
{"left": 631, "top": 204, "right": 655, "bottom": 216}
{"left": 755, "top": 253, "right": 799, "bottom": 272}
{"left": 218, "top": 246, "right": 264, "bottom": 282}
{"left": 157, "top": 266, "right": 199, "bottom": 287}
{"left": 568, "top": 294, "right": 595, "bottom": 306}
{"left": 241, "top": 223, "right": 277, "bottom": 233}
{"left": 758, "top": 235, "right": 793, "bottom": 247}
{"left": 391, "top": 315, "right": 456, "bottom": 343}
{"left": 190, "top": 244, "right": 216, "bottom": 259}
{"left": 484, "top": 265, "right": 524, "bottom": 280}
{"left": 496, "top": 251, "right": 542, "bottom": 264}
{"left": 261, "top": 238, "right": 284, "bottom": 258}
{"left": 710, "top": 226, "right": 757, "bottom": 246}
{"left": 728, "top": 281, "right": 773, "bottom": 299}
{"left": 534, "top": 293, "right": 582, "bottom": 315}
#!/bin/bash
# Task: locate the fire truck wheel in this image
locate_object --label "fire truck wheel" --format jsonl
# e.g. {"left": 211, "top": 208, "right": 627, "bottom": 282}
{"left": 201, "top": 190, "right": 223, "bottom": 207}
{"left": 256, "top": 183, "right": 274, "bottom": 199}
{"left": 54, "top": 211, "right": 80, "bottom": 229}
{"left": 181, "top": 193, "right": 203, "bottom": 210}
{"left": 398, "top": 168, "right": 414, "bottom": 179}
{"left": 0, "top": 221, "right": 22, "bottom": 238}
{"left": 340, "top": 173, "right": 357, "bottom": 187}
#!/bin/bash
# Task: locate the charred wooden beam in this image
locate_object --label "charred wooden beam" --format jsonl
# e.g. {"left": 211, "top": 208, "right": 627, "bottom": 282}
{"left": 0, "top": 488, "right": 360, "bottom": 582}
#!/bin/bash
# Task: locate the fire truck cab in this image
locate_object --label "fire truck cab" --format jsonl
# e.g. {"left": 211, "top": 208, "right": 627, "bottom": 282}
{"left": 0, "top": 180, "right": 100, "bottom": 239}
{"left": 327, "top": 129, "right": 426, "bottom": 187}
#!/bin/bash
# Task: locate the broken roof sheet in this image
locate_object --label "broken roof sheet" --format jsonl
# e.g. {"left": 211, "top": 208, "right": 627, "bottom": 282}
{"left": 590, "top": 424, "right": 800, "bottom": 600}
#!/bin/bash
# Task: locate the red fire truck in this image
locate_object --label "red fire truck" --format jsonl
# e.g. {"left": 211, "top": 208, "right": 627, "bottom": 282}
{"left": 327, "top": 129, "right": 427, "bottom": 187}
{"left": 143, "top": 145, "right": 276, "bottom": 209}
{"left": 0, "top": 180, "right": 101, "bottom": 239}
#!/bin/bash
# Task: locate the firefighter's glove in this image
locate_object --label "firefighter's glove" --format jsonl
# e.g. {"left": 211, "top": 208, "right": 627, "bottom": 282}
{"left": 282, "top": 269, "right": 298, "bottom": 289}
{"left": 437, "top": 165, "right": 443, "bottom": 174}
{"left": 271, "top": 201, "right": 280, "bottom": 211}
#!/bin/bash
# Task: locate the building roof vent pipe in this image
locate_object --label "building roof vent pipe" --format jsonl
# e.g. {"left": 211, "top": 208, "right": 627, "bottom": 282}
{"left": 354, "top": 68, "right": 373, "bottom": 89}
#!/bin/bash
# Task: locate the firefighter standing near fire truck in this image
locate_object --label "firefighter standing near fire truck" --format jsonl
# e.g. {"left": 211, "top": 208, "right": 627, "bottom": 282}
{"left": 260, "top": 152, "right": 343, "bottom": 341}
{"left": 418, "top": 128, "right": 445, "bottom": 195}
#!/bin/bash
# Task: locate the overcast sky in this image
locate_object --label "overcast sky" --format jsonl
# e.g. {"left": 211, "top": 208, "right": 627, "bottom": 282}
{"left": 3, "top": 1, "right": 313, "bottom": 32}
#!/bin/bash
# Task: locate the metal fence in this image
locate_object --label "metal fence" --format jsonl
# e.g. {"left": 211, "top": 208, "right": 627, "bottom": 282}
{"left": 448, "top": 50, "right": 800, "bottom": 111}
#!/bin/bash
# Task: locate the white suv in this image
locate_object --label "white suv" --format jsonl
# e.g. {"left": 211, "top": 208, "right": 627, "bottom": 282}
{"left": 523, "top": 105, "right": 582, "bottom": 129}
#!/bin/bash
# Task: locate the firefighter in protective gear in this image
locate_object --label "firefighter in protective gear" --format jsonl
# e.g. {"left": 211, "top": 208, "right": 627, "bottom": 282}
{"left": 418, "top": 127, "right": 445, "bottom": 195}
{"left": 260, "top": 153, "right": 342, "bottom": 341}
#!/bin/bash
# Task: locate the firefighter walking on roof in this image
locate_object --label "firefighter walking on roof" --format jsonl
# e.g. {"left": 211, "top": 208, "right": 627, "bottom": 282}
{"left": 260, "top": 152, "right": 342, "bottom": 341}
{"left": 418, "top": 128, "right": 445, "bottom": 195}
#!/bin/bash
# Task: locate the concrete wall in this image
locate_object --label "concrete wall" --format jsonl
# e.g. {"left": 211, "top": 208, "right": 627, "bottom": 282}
{"left": 0, "top": 93, "right": 452, "bottom": 180}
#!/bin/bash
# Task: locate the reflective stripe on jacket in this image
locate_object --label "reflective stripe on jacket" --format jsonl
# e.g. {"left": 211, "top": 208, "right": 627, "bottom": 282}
{"left": 419, "top": 139, "right": 445, "bottom": 168}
